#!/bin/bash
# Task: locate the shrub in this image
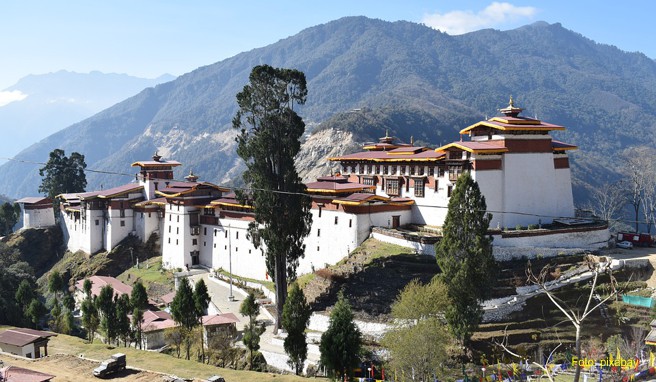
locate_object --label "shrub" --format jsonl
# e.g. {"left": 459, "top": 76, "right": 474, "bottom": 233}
{"left": 528, "top": 224, "right": 538, "bottom": 230}
{"left": 515, "top": 224, "right": 523, "bottom": 231}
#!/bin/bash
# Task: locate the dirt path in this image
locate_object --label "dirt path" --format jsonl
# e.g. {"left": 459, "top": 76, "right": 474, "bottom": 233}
{"left": 603, "top": 246, "right": 656, "bottom": 287}
{"left": 0, "top": 354, "right": 170, "bottom": 382}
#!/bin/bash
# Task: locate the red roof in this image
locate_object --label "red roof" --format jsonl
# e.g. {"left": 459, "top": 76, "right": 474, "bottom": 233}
{"left": 75, "top": 276, "right": 133, "bottom": 298}
{"left": 435, "top": 140, "right": 508, "bottom": 154}
{"left": 330, "top": 149, "right": 444, "bottom": 162}
{"left": 202, "top": 313, "right": 239, "bottom": 326}
{"left": 131, "top": 159, "right": 182, "bottom": 167}
{"left": 140, "top": 310, "right": 176, "bottom": 332}
{"left": 305, "top": 179, "right": 375, "bottom": 193}
{"left": 160, "top": 291, "right": 176, "bottom": 305}
{"left": 0, "top": 366, "right": 55, "bottom": 382}
{"left": 0, "top": 328, "right": 57, "bottom": 347}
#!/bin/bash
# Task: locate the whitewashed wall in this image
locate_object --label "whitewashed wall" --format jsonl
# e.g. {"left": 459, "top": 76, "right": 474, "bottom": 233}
{"left": 21, "top": 207, "right": 55, "bottom": 229}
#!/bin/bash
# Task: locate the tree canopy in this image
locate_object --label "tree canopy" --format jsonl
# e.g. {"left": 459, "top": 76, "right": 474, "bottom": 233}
{"left": 233, "top": 65, "right": 313, "bottom": 331}
{"left": 435, "top": 172, "right": 496, "bottom": 344}
{"left": 319, "top": 291, "right": 362, "bottom": 380}
{"left": 240, "top": 292, "right": 265, "bottom": 369}
{"left": 0, "top": 202, "right": 20, "bottom": 236}
{"left": 383, "top": 278, "right": 455, "bottom": 381}
{"left": 282, "top": 283, "right": 312, "bottom": 375}
{"left": 38, "top": 149, "right": 87, "bottom": 199}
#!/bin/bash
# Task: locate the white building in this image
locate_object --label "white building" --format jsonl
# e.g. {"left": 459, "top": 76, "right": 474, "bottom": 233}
{"left": 49, "top": 99, "right": 606, "bottom": 282}
{"left": 16, "top": 197, "right": 56, "bottom": 229}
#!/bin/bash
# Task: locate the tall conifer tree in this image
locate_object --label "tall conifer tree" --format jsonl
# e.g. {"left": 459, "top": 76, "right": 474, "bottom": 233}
{"left": 233, "top": 65, "right": 312, "bottom": 331}
{"left": 435, "top": 172, "right": 496, "bottom": 344}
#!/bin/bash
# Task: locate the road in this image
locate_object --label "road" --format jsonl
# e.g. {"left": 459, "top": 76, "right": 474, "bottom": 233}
{"left": 188, "top": 272, "right": 321, "bottom": 372}
{"left": 603, "top": 246, "right": 656, "bottom": 287}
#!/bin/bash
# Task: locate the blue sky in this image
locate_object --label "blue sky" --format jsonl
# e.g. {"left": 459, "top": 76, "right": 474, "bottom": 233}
{"left": 1, "top": 1, "right": 654, "bottom": 94}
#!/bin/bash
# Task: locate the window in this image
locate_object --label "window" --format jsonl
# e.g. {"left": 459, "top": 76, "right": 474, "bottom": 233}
{"left": 235, "top": 247, "right": 238, "bottom": 252}
{"left": 447, "top": 185, "right": 453, "bottom": 197}
{"left": 148, "top": 212, "right": 151, "bottom": 218}
{"left": 177, "top": 216, "right": 179, "bottom": 223}
{"left": 386, "top": 179, "right": 400, "bottom": 196}
{"left": 317, "top": 246, "right": 320, "bottom": 252}
{"left": 429, "top": 167, "right": 434, "bottom": 176}
{"left": 236, "top": 231, "right": 239, "bottom": 239}
{"left": 204, "top": 227, "right": 207, "bottom": 235}
{"left": 169, "top": 215, "right": 171, "bottom": 222}
{"left": 192, "top": 239, "right": 197, "bottom": 245}
{"left": 176, "top": 227, "right": 179, "bottom": 234}
{"left": 168, "top": 238, "right": 171, "bottom": 244}
{"left": 414, "top": 179, "right": 425, "bottom": 197}
{"left": 349, "top": 219, "right": 352, "bottom": 228}
{"left": 214, "top": 244, "right": 216, "bottom": 248}
{"left": 434, "top": 179, "right": 439, "bottom": 191}
{"left": 383, "top": 165, "right": 388, "bottom": 175}
{"left": 362, "top": 177, "right": 374, "bottom": 186}
{"left": 95, "top": 219, "right": 99, "bottom": 226}
{"left": 168, "top": 226, "right": 171, "bottom": 233}
{"left": 225, "top": 230, "right": 228, "bottom": 238}
{"left": 214, "top": 229, "right": 217, "bottom": 237}
{"left": 176, "top": 239, "right": 178, "bottom": 245}
{"left": 120, "top": 220, "right": 125, "bottom": 227}
{"left": 204, "top": 242, "right": 206, "bottom": 247}
{"left": 249, "top": 249, "right": 252, "bottom": 254}
{"left": 140, "top": 212, "right": 144, "bottom": 218}
{"left": 317, "top": 229, "right": 321, "bottom": 237}
{"left": 334, "top": 216, "right": 338, "bottom": 225}
{"left": 225, "top": 245, "right": 227, "bottom": 250}
{"left": 410, "top": 166, "right": 416, "bottom": 175}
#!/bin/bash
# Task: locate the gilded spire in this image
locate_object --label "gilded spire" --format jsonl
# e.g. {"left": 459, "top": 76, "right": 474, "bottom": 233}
{"left": 499, "top": 95, "right": 523, "bottom": 118}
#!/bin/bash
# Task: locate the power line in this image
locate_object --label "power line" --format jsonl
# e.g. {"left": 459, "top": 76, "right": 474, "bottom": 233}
{"left": 2, "top": 155, "right": 650, "bottom": 229}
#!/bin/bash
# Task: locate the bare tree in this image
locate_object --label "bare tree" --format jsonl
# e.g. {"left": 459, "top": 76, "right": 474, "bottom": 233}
{"left": 493, "top": 326, "right": 561, "bottom": 382}
{"left": 621, "top": 146, "right": 656, "bottom": 232}
{"left": 585, "top": 182, "right": 626, "bottom": 232}
{"left": 526, "top": 255, "right": 618, "bottom": 382}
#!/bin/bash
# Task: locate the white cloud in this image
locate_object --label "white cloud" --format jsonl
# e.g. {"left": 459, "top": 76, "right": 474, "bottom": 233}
{"left": 0, "top": 90, "right": 28, "bottom": 107}
{"left": 422, "top": 2, "right": 537, "bottom": 35}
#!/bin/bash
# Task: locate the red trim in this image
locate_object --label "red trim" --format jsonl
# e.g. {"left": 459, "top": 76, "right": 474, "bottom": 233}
{"left": 473, "top": 159, "right": 502, "bottom": 170}
{"left": 503, "top": 139, "right": 553, "bottom": 153}
{"left": 554, "top": 157, "right": 570, "bottom": 169}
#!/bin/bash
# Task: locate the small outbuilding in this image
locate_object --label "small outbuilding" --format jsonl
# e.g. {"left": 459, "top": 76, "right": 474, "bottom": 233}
{"left": 0, "top": 328, "right": 57, "bottom": 359}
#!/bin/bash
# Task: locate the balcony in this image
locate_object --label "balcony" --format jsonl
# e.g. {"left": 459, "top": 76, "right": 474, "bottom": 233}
{"left": 200, "top": 215, "right": 218, "bottom": 225}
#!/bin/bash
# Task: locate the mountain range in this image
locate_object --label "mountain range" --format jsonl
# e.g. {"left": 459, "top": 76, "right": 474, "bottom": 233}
{"left": 0, "top": 71, "right": 175, "bottom": 159}
{"left": 1, "top": 17, "right": 655, "bottom": 205}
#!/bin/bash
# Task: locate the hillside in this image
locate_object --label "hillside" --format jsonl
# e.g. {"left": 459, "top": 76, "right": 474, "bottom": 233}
{"left": 0, "top": 17, "right": 655, "bottom": 205}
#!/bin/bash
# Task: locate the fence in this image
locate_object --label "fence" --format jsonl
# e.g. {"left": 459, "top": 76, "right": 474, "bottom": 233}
{"left": 621, "top": 295, "right": 655, "bottom": 308}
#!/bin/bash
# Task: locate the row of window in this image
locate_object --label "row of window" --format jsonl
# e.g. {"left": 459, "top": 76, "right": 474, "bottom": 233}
{"left": 344, "top": 164, "right": 447, "bottom": 177}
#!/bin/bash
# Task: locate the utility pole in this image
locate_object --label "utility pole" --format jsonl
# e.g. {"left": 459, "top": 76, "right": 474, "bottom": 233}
{"left": 228, "top": 225, "right": 234, "bottom": 301}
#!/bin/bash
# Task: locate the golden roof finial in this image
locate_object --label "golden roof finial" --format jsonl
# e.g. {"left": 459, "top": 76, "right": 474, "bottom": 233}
{"left": 410, "top": 136, "right": 414, "bottom": 146}
{"left": 385, "top": 128, "right": 389, "bottom": 138}
{"left": 509, "top": 95, "right": 514, "bottom": 107}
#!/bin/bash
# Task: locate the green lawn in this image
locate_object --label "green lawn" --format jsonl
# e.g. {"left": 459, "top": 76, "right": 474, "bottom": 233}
{"left": 116, "top": 256, "right": 173, "bottom": 287}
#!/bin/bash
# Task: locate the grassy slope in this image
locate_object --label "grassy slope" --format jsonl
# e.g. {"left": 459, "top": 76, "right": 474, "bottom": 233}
{"left": 0, "top": 326, "right": 306, "bottom": 382}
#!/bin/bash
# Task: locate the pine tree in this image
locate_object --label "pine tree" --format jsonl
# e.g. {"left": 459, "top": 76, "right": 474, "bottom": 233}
{"left": 130, "top": 281, "right": 148, "bottom": 311}
{"left": 435, "top": 172, "right": 496, "bottom": 344}
{"left": 81, "top": 297, "right": 99, "bottom": 343}
{"left": 194, "top": 278, "right": 211, "bottom": 362}
{"left": 96, "top": 285, "right": 117, "bottom": 344}
{"left": 0, "top": 202, "right": 20, "bottom": 235}
{"left": 240, "top": 292, "right": 265, "bottom": 369}
{"left": 25, "top": 298, "right": 46, "bottom": 329}
{"left": 282, "top": 283, "right": 312, "bottom": 375}
{"left": 38, "top": 149, "right": 87, "bottom": 200}
{"left": 170, "top": 277, "right": 197, "bottom": 360}
{"left": 115, "top": 294, "right": 132, "bottom": 346}
{"left": 319, "top": 291, "right": 362, "bottom": 380}
{"left": 233, "top": 65, "right": 313, "bottom": 331}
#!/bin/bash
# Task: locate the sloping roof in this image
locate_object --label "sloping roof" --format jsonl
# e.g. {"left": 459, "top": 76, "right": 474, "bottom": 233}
{"left": 305, "top": 179, "right": 376, "bottom": 194}
{"left": 0, "top": 366, "right": 55, "bottom": 382}
{"left": 646, "top": 329, "right": 656, "bottom": 345}
{"left": 142, "top": 310, "right": 173, "bottom": 326}
{"left": 156, "top": 181, "right": 228, "bottom": 197}
{"left": 202, "top": 313, "right": 239, "bottom": 326}
{"left": 0, "top": 328, "right": 57, "bottom": 347}
{"left": 460, "top": 116, "right": 565, "bottom": 134}
{"left": 435, "top": 141, "right": 509, "bottom": 154}
{"left": 160, "top": 291, "right": 176, "bottom": 305}
{"left": 131, "top": 160, "right": 182, "bottom": 167}
{"left": 59, "top": 184, "right": 143, "bottom": 201}
{"left": 134, "top": 197, "right": 168, "bottom": 207}
{"left": 75, "top": 276, "right": 133, "bottom": 298}
{"left": 329, "top": 149, "right": 444, "bottom": 162}
{"left": 16, "top": 197, "right": 51, "bottom": 205}
{"left": 141, "top": 310, "right": 176, "bottom": 332}
{"left": 551, "top": 140, "right": 578, "bottom": 151}
{"left": 333, "top": 193, "right": 389, "bottom": 206}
